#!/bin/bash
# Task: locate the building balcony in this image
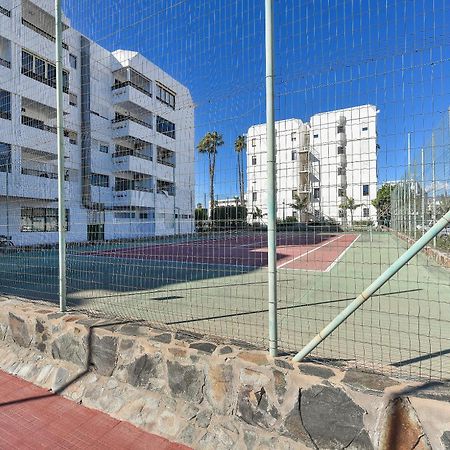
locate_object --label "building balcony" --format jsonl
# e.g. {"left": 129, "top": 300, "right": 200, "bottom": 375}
{"left": 112, "top": 117, "right": 153, "bottom": 143}
{"left": 112, "top": 153, "right": 153, "bottom": 176}
{"left": 112, "top": 189, "right": 154, "bottom": 208}
{"left": 0, "top": 171, "right": 58, "bottom": 200}
{"left": 112, "top": 81, "right": 153, "bottom": 113}
{"left": 20, "top": 118, "right": 77, "bottom": 156}
{"left": 156, "top": 162, "right": 175, "bottom": 182}
{"left": 0, "top": 10, "right": 12, "bottom": 41}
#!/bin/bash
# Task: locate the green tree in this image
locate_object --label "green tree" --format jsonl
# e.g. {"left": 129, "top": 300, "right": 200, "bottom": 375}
{"left": 197, "top": 131, "right": 224, "bottom": 218}
{"left": 340, "top": 195, "right": 362, "bottom": 227}
{"left": 289, "top": 193, "right": 309, "bottom": 221}
{"left": 372, "top": 184, "right": 394, "bottom": 226}
{"left": 234, "top": 135, "right": 246, "bottom": 206}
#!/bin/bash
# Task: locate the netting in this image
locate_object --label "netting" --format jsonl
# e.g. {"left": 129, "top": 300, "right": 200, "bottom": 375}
{"left": 0, "top": 0, "right": 449, "bottom": 381}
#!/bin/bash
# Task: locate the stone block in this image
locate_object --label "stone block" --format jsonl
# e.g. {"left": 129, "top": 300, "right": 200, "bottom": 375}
{"left": 343, "top": 368, "right": 398, "bottom": 393}
{"left": 8, "top": 313, "right": 31, "bottom": 348}
{"left": 189, "top": 342, "right": 217, "bottom": 354}
{"left": 236, "top": 386, "right": 280, "bottom": 429}
{"left": 149, "top": 333, "right": 172, "bottom": 344}
{"left": 122, "top": 353, "right": 164, "bottom": 389}
{"left": 301, "top": 384, "right": 372, "bottom": 449}
{"left": 167, "top": 360, "right": 205, "bottom": 403}
{"left": 51, "top": 333, "right": 88, "bottom": 367}
{"left": 238, "top": 351, "right": 268, "bottom": 366}
{"left": 378, "top": 397, "right": 431, "bottom": 450}
{"left": 206, "top": 363, "right": 235, "bottom": 413}
{"left": 90, "top": 334, "right": 118, "bottom": 376}
{"left": 299, "top": 363, "right": 334, "bottom": 380}
{"left": 441, "top": 431, "right": 450, "bottom": 450}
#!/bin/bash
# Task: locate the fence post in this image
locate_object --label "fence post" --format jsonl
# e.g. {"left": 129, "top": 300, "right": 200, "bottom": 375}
{"left": 292, "top": 209, "right": 450, "bottom": 363}
{"left": 55, "top": 0, "right": 67, "bottom": 312}
{"left": 265, "top": 0, "right": 277, "bottom": 357}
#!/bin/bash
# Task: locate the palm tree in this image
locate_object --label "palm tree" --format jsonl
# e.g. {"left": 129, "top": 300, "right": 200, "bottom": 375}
{"left": 234, "top": 135, "right": 246, "bottom": 206}
{"left": 340, "top": 195, "right": 362, "bottom": 227}
{"left": 197, "top": 131, "right": 224, "bottom": 218}
{"left": 289, "top": 193, "right": 309, "bottom": 221}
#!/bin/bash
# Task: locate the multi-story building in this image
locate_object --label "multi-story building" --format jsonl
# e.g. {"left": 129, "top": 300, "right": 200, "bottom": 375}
{"left": 0, "top": 0, "right": 194, "bottom": 246}
{"left": 246, "top": 105, "right": 378, "bottom": 224}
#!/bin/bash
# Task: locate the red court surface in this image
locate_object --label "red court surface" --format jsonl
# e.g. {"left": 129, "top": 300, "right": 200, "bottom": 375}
{"left": 93, "top": 233, "right": 359, "bottom": 272}
{"left": 0, "top": 370, "right": 190, "bottom": 450}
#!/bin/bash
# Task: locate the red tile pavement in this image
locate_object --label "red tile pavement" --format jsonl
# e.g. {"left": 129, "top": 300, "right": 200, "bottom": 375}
{"left": 0, "top": 370, "right": 191, "bottom": 450}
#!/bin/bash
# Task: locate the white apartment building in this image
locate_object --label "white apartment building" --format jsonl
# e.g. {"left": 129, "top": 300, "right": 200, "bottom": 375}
{"left": 246, "top": 105, "right": 378, "bottom": 224}
{"left": 0, "top": 0, "right": 195, "bottom": 246}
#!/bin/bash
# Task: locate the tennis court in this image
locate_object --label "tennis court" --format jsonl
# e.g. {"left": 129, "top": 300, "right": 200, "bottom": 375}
{"left": 0, "top": 230, "right": 449, "bottom": 380}
{"left": 87, "top": 232, "right": 360, "bottom": 272}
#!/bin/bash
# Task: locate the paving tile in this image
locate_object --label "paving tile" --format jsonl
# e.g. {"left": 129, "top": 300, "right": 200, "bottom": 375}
{"left": 0, "top": 370, "right": 191, "bottom": 450}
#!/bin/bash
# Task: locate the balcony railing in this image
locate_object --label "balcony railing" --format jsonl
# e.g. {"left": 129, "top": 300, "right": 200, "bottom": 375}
{"left": 22, "top": 18, "right": 69, "bottom": 50}
{"left": 0, "top": 57, "right": 11, "bottom": 69}
{"left": 22, "top": 168, "right": 57, "bottom": 179}
{"left": 22, "top": 116, "right": 57, "bottom": 134}
{"left": 112, "top": 115, "right": 153, "bottom": 129}
{"left": 157, "top": 159, "right": 175, "bottom": 167}
{"left": 21, "top": 67, "right": 69, "bottom": 94}
{"left": 112, "top": 149, "right": 152, "bottom": 161}
{"left": 112, "top": 80, "right": 152, "bottom": 97}
{"left": 114, "top": 186, "right": 154, "bottom": 193}
{"left": 0, "top": 5, "right": 10, "bottom": 17}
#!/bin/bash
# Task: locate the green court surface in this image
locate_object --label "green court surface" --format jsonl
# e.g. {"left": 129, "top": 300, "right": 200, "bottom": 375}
{"left": 0, "top": 231, "right": 449, "bottom": 380}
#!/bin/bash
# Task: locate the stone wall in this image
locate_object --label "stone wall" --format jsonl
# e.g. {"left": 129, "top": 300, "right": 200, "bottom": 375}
{"left": 0, "top": 297, "right": 449, "bottom": 449}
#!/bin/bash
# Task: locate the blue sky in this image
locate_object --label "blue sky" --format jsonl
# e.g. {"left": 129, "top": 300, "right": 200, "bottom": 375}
{"left": 63, "top": 0, "right": 450, "bottom": 203}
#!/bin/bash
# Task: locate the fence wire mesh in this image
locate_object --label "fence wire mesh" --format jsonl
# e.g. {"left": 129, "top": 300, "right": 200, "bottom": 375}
{"left": 0, "top": 0, "right": 449, "bottom": 381}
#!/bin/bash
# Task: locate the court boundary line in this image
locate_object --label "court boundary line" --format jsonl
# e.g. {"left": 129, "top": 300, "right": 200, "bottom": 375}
{"left": 323, "top": 234, "right": 361, "bottom": 272}
{"left": 276, "top": 235, "right": 344, "bottom": 269}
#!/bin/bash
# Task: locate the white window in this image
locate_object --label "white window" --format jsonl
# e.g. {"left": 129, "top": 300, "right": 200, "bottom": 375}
{"left": 313, "top": 133, "right": 319, "bottom": 139}
{"left": 252, "top": 156, "right": 257, "bottom": 165}
{"left": 291, "top": 151, "right": 297, "bottom": 161}
{"left": 69, "top": 54, "right": 77, "bottom": 69}
{"left": 362, "top": 126, "right": 368, "bottom": 131}
{"left": 363, "top": 184, "right": 369, "bottom": 196}
{"left": 252, "top": 192, "right": 257, "bottom": 201}
{"left": 363, "top": 208, "right": 370, "bottom": 217}
{"left": 99, "top": 144, "right": 109, "bottom": 153}
{"left": 69, "top": 93, "right": 77, "bottom": 106}
{"left": 291, "top": 132, "right": 297, "bottom": 141}
{"left": 251, "top": 138, "right": 256, "bottom": 147}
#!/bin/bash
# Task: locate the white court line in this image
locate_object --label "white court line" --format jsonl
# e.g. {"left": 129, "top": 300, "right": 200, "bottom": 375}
{"left": 324, "top": 234, "right": 361, "bottom": 272}
{"left": 276, "top": 234, "right": 344, "bottom": 269}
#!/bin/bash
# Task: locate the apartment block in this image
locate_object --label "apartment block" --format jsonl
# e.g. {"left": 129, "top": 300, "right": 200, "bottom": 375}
{"left": 246, "top": 105, "right": 378, "bottom": 224}
{"left": 0, "top": 0, "right": 195, "bottom": 246}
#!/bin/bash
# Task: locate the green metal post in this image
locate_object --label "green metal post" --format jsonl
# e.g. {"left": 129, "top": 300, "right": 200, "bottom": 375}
{"left": 265, "top": 0, "right": 277, "bottom": 356}
{"left": 292, "top": 209, "right": 450, "bottom": 363}
{"left": 407, "top": 133, "right": 411, "bottom": 236}
{"left": 55, "top": 0, "right": 67, "bottom": 312}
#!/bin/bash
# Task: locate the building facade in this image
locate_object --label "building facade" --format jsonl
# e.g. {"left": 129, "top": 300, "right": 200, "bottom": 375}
{"left": 0, "top": 0, "right": 195, "bottom": 246}
{"left": 246, "top": 105, "right": 378, "bottom": 224}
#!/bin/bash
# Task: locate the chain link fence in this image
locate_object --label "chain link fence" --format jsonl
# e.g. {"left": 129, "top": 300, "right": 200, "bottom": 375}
{"left": 0, "top": 0, "right": 449, "bottom": 381}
